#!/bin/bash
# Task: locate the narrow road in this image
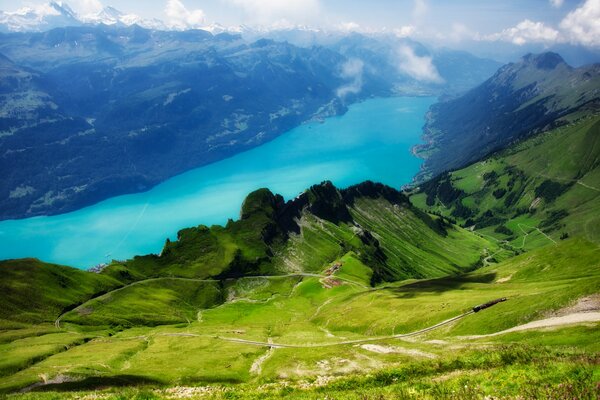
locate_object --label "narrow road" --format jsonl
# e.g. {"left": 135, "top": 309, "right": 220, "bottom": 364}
{"left": 577, "top": 180, "right": 600, "bottom": 193}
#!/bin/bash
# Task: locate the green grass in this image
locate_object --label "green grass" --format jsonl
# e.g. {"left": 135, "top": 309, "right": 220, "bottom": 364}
{"left": 1, "top": 131, "right": 599, "bottom": 397}
{"left": 4, "top": 342, "right": 598, "bottom": 399}
{"left": 0, "top": 259, "right": 123, "bottom": 324}
{"left": 412, "top": 113, "right": 600, "bottom": 249}
{"left": 1, "top": 238, "right": 597, "bottom": 395}
{"left": 61, "top": 279, "right": 223, "bottom": 327}
{"left": 350, "top": 197, "right": 495, "bottom": 279}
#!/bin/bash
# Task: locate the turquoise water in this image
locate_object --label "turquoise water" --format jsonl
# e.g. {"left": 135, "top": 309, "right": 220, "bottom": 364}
{"left": 0, "top": 97, "right": 434, "bottom": 268}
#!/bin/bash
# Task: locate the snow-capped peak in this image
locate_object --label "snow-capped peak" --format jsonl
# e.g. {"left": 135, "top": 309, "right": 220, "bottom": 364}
{"left": 0, "top": 2, "right": 167, "bottom": 32}
{"left": 0, "top": 1, "right": 80, "bottom": 32}
{"left": 81, "top": 6, "right": 129, "bottom": 26}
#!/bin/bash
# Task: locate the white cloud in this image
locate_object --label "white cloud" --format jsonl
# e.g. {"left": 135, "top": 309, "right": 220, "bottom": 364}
{"left": 227, "top": 0, "right": 320, "bottom": 26}
{"left": 394, "top": 25, "right": 415, "bottom": 38}
{"left": 165, "top": 0, "right": 205, "bottom": 30}
{"left": 337, "top": 21, "right": 361, "bottom": 33}
{"left": 484, "top": 19, "right": 560, "bottom": 46}
{"left": 479, "top": 0, "right": 600, "bottom": 48}
{"left": 560, "top": 0, "right": 600, "bottom": 47}
{"left": 336, "top": 58, "right": 364, "bottom": 98}
{"left": 550, "top": 0, "right": 564, "bottom": 7}
{"left": 448, "top": 22, "right": 472, "bottom": 42}
{"left": 397, "top": 45, "right": 443, "bottom": 83}
{"left": 69, "top": 0, "right": 103, "bottom": 15}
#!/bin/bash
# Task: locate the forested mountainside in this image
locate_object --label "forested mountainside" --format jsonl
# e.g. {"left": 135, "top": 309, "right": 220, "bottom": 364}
{"left": 415, "top": 52, "right": 600, "bottom": 180}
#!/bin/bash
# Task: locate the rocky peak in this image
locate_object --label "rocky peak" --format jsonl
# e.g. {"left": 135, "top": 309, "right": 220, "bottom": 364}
{"left": 521, "top": 52, "right": 567, "bottom": 70}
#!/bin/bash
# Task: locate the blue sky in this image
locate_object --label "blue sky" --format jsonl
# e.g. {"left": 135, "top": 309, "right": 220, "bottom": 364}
{"left": 2, "top": 0, "right": 599, "bottom": 49}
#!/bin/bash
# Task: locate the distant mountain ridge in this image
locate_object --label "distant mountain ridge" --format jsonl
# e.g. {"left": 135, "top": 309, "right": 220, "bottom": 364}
{"left": 0, "top": 179, "right": 491, "bottom": 324}
{"left": 414, "top": 52, "right": 600, "bottom": 180}
{"left": 0, "top": 23, "right": 500, "bottom": 220}
{"left": 0, "top": 26, "right": 348, "bottom": 219}
{"left": 0, "top": 1, "right": 166, "bottom": 32}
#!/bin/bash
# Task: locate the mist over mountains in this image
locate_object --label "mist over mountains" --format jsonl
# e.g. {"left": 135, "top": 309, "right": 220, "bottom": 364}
{"left": 0, "top": 13, "right": 501, "bottom": 220}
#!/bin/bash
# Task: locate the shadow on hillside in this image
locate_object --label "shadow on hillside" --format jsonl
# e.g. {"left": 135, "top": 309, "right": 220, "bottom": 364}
{"left": 30, "top": 375, "right": 164, "bottom": 392}
{"left": 29, "top": 374, "right": 246, "bottom": 392}
{"left": 386, "top": 272, "right": 498, "bottom": 299}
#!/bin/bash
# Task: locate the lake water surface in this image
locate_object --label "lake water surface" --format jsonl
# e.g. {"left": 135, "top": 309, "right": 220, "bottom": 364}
{"left": 0, "top": 97, "right": 434, "bottom": 268}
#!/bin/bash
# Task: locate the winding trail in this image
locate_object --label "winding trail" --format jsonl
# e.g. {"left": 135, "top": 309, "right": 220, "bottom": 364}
{"left": 160, "top": 311, "right": 474, "bottom": 349}
{"left": 54, "top": 273, "right": 367, "bottom": 329}
{"left": 517, "top": 223, "right": 557, "bottom": 246}
{"left": 532, "top": 169, "right": 600, "bottom": 193}
{"left": 459, "top": 312, "right": 600, "bottom": 339}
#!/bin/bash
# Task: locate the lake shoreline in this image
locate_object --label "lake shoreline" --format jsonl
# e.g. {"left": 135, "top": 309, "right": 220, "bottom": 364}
{"left": 0, "top": 97, "right": 435, "bottom": 269}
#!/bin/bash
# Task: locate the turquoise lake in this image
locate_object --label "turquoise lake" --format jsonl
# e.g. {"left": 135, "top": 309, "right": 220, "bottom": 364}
{"left": 0, "top": 96, "right": 434, "bottom": 268}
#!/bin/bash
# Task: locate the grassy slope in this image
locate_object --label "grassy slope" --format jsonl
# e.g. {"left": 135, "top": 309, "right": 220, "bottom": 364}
{"left": 411, "top": 113, "right": 600, "bottom": 250}
{"left": 0, "top": 114, "right": 599, "bottom": 396}
{"left": 0, "top": 238, "right": 597, "bottom": 396}
{"left": 349, "top": 197, "right": 493, "bottom": 278}
{"left": 61, "top": 279, "right": 223, "bottom": 327}
{"left": 0, "top": 259, "right": 123, "bottom": 326}
{"left": 0, "top": 182, "right": 496, "bottom": 337}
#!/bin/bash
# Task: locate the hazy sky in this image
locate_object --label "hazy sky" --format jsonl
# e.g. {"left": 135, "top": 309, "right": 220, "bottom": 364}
{"left": 2, "top": 0, "right": 599, "bottom": 48}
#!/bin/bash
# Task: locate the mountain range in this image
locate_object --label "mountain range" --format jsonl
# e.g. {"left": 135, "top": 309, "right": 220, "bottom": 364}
{"left": 0, "top": 22, "right": 501, "bottom": 220}
{"left": 0, "top": 41, "right": 599, "bottom": 397}
{"left": 414, "top": 52, "right": 600, "bottom": 181}
{"left": 0, "top": 1, "right": 165, "bottom": 32}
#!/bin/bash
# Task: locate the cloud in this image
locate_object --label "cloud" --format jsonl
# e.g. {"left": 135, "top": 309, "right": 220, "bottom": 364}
{"left": 69, "top": 0, "right": 104, "bottom": 15}
{"left": 549, "top": 0, "right": 564, "bottom": 7}
{"left": 165, "top": 0, "right": 205, "bottom": 30}
{"left": 394, "top": 25, "right": 415, "bottom": 38}
{"left": 396, "top": 45, "right": 443, "bottom": 83}
{"left": 484, "top": 19, "right": 560, "bottom": 46}
{"left": 337, "top": 21, "right": 361, "bottom": 33}
{"left": 560, "top": 0, "right": 600, "bottom": 47}
{"left": 227, "top": 0, "right": 320, "bottom": 26}
{"left": 336, "top": 58, "right": 364, "bottom": 98}
{"left": 480, "top": 0, "right": 600, "bottom": 48}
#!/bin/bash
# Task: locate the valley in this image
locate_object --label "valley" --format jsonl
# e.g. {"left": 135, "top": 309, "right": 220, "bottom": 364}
{"left": 0, "top": 96, "right": 433, "bottom": 268}
{"left": 0, "top": 1, "right": 599, "bottom": 396}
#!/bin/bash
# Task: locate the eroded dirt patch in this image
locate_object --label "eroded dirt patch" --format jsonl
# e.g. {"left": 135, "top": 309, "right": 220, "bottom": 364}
{"left": 549, "top": 294, "right": 600, "bottom": 317}
{"left": 359, "top": 344, "right": 437, "bottom": 358}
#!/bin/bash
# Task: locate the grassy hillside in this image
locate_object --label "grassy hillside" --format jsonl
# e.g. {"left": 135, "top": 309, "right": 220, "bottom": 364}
{"left": 96, "top": 181, "right": 494, "bottom": 287}
{"left": 60, "top": 279, "right": 223, "bottom": 327}
{"left": 0, "top": 182, "right": 494, "bottom": 329}
{"left": 0, "top": 259, "right": 123, "bottom": 326}
{"left": 411, "top": 112, "right": 600, "bottom": 251}
{"left": 0, "top": 117, "right": 599, "bottom": 397}
{"left": 415, "top": 52, "right": 600, "bottom": 180}
{"left": 0, "top": 238, "right": 597, "bottom": 397}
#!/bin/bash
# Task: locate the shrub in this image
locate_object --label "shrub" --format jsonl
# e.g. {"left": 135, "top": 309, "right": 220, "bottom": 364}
{"left": 492, "top": 188, "right": 507, "bottom": 199}
{"left": 494, "top": 225, "right": 513, "bottom": 236}
{"left": 534, "top": 180, "right": 571, "bottom": 203}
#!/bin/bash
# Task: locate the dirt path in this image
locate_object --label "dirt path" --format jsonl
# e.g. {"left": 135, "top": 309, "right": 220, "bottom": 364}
{"left": 359, "top": 344, "right": 437, "bottom": 358}
{"left": 518, "top": 223, "right": 557, "bottom": 245}
{"left": 161, "top": 311, "right": 475, "bottom": 349}
{"left": 54, "top": 277, "right": 218, "bottom": 328}
{"left": 512, "top": 223, "right": 557, "bottom": 250}
{"left": 460, "top": 312, "right": 600, "bottom": 339}
{"left": 577, "top": 180, "right": 600, "bottom": 192}
{"left": 54, "top": 273, "right": 366, "bottom": 329}
{"left": 250, "top": 338, "right": 274, "bottom": 375}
